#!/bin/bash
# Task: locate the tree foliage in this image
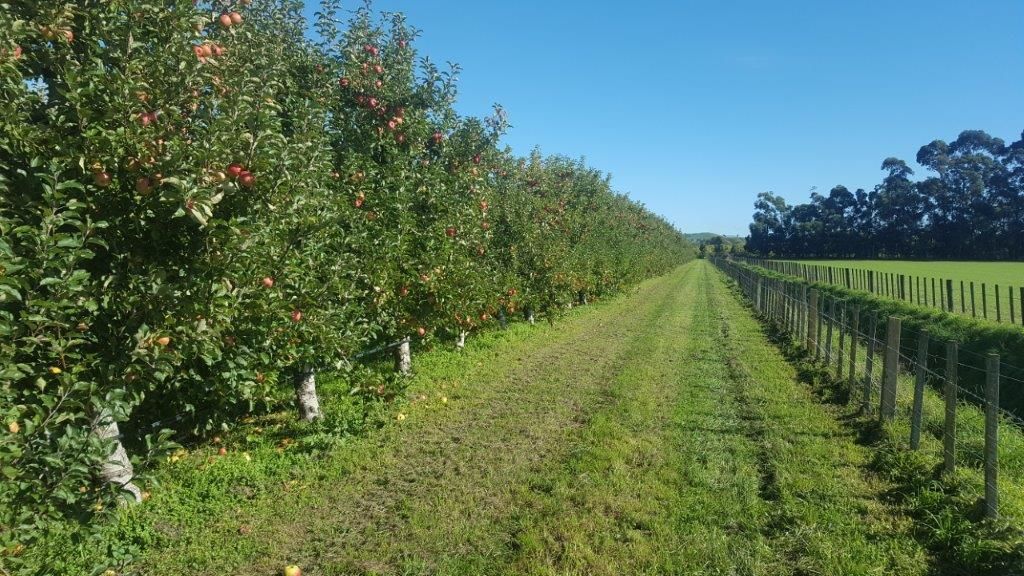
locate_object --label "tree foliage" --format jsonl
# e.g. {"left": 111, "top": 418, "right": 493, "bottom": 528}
{"left": 0, "top": 0, "right": 693, "bottom": 566}
{"left": 746, "top": 130, "right": 1024, "bottom": 259}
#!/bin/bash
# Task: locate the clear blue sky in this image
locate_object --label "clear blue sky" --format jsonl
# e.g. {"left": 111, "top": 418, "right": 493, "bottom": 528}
{"left": 303, "top": 1, "right": 1024, "bottom": 236}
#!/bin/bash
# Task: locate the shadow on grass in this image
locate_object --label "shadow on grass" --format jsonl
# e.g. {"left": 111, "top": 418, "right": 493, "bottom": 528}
{"left": 720, "top": 280, "right": 1024, "bottom": 576}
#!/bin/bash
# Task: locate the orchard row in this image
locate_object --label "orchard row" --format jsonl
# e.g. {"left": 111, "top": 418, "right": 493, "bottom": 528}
{"left": 0, "top": 0, "right": 693, "bottom": 551}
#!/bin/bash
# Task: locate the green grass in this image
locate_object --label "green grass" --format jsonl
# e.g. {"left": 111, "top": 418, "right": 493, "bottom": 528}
{"left": 19, "top": 261, "right": 985, "bottom": 575}
{"left": 774, "top": 259, "right": 1024, "bottom": 325}
{"left": 783, "top": 260, "right": 1024, "bottom": 288}
{"left": 743, "top": 270, "right": 1024, "bottom": 574}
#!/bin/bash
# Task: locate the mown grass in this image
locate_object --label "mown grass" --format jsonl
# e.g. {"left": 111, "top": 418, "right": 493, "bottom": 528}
{"left": 779, "top": 258, "right": 1024, "bottom": 324}
{"left": 17, "top": 261, "right": 955, "bottom": 575}
{"left": 737, "top": 268, "right": 1024, "bottom": 574}
{"left": 782, "top": 260, "right": 1024, "bottom": 289}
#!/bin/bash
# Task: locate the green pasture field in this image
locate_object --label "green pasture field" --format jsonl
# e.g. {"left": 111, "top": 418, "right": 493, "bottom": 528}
{"left": 783, "top": 260, "right": 1024, "bottom": 288}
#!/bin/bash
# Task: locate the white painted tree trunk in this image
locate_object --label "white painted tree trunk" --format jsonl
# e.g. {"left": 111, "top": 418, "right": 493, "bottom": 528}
{"left": 394, "top": 337, "right": 411, "bottom": 375}
{"left": 498, "top": 308, "right": 507, "bottom": 330}
{"left": 456, "top": 330, "right": 467, "bottom": 349}
{"left": 93, "top": 412, "right": 142, "bottom": 503}
{"left": 525, "top": 307, "right": 535, "bottom": 325}
{"left": 579, "top": 291, "right": 588, "bottom": 305}
{"left": 294, "top": 368, "right": 321, "bottom": 422}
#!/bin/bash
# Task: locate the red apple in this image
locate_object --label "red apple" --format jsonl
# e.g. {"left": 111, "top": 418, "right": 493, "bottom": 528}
{"left": 417, "top": 327, "right": 426, "bottom": 337}
{"left": 227, "top": 163, "right": 244, "bottom": 178}
{"left": 219, "top": 14, "right": 233, "bottom": 27}
{"left": 445, "top": 227, "right": 457, "bottom": 238}
{"left": 229, "top": 11, "right": 242, "bottom": 24}
{"left": 13, "top": 45, "right": 23, "bottom": 60}
{"left": 338, "top": 77, "right": 349, "bottom": 88}
{"left": 156, "top": 336, "right": 171, "bottom": 346}
{"left": 481, "top": 221, "right": 490, "bottom": 230}
{"left": 479, "top": 200, "right": 488, "bottom": 211}
{"left": 472, "top": 154, "right": 482, "bottom": 165}
{"left": 135, "top": 177, "right": 152, "bottom": 194}
{"left": 262, "top": 277, "right": 274, "bottom": 288}
{"left": 290, "top": 310, "right": 303, "bottom": 323}
{"left": 218, "top": 447, "right": 228, "bottom": 456}
{"left": 94, "top": 172, "right": 112, "bottom": 187}
{"left": 433, "top": 132, "right": 444, "bottom": 144}
{"left": 399, "top": 286, "right": 409, "bottom": 297}
{"left": 238, "top": 171, "right": 255, "bottom": 188}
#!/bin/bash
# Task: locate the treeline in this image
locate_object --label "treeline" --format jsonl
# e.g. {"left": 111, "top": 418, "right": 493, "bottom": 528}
{"left": 746, "top": 130, "right": 1024, "bottom": 259}
{"left": 0, "top": 0, "right": 692, "bottom": 560}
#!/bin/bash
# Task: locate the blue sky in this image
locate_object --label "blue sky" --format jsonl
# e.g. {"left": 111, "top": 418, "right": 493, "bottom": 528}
{"left": 303, "top": 1, "right": 1024, "bottom": 236}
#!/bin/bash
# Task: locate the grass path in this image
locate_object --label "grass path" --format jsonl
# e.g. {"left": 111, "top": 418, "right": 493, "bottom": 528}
{"left": 131, "top": 261, "right": 933, "bottom": 575}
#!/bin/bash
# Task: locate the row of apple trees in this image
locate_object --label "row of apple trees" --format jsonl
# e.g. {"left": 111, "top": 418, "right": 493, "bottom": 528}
{"left": 0, "top": 0, "right": 693, "bottom": 556}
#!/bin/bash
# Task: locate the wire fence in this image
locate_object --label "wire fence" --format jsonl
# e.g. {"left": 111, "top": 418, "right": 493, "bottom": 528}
{"left": 736, "top": 257, "right": 1024, "bottom": 327}
{"left": 711, "top": 256, "right": 1023, "bottom": 520}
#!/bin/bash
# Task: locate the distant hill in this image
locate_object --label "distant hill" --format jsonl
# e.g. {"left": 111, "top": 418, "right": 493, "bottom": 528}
{"left": 684, "top": 232, "right": 745, "bottom": 243}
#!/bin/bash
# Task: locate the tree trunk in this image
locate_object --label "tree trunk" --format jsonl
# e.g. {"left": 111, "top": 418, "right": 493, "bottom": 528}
{"left": 498, "top": 308, "right": 507, "bottom": 330}
{"left": 579, "top": 290, "right": 588, "bottom": 305}
{"left": 394, "top": 337, "right": 411, "bottom": 375}
{"left": 294, "top": 368, "right": 321, "bottom": 422}
{"left": 525, "top": 307, "right": 535, "bottom": 325}
{"left": 456, "top": 330, "right": 467, "bottom": 349}
{"left": 93, "top": 412, "right": 142, "bottom": 503}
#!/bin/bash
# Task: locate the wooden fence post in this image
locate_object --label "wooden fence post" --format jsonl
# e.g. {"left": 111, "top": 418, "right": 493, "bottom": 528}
{"left": 946, "top": 279, "right": 954, "bottom": 313}
{"left": 807, "top": 289, "right": 819, "bottom": 353}
{"left": 836, "top": 305, "right": 846, "bottom": 379}
{"left": 910, "top": 330, "right": 930, "bottom": 450}
{"left": 847, "top": 306, "right": 860, "bottom": 392}
{"left": 824, "top": 298, "right": 835, "bottom": 366}
{"left": 868, "top": 270, "right": 874, "bottom": 293}
{"left": 944, "top": 341, "right": 958, "bottom": 474}
{"left": 787, "top": 284, "right": 796, "bottom": 334}
{"left": 996, "top": 285, "right": 1002, "bottom": 322}
{"left": 985, "top": 354, "right": 1000, "bottom": 519}
{"left": 863, "top": 313, "right": 877, "bottom": 414}
{"left": 880, "top": 316, "right": 901, "bottom": 422}
{"left": 800, "top": 285, "right": 808, "bottom": 343}
{"left": 755, "top": 278, "right": 763, "bottom": 313}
